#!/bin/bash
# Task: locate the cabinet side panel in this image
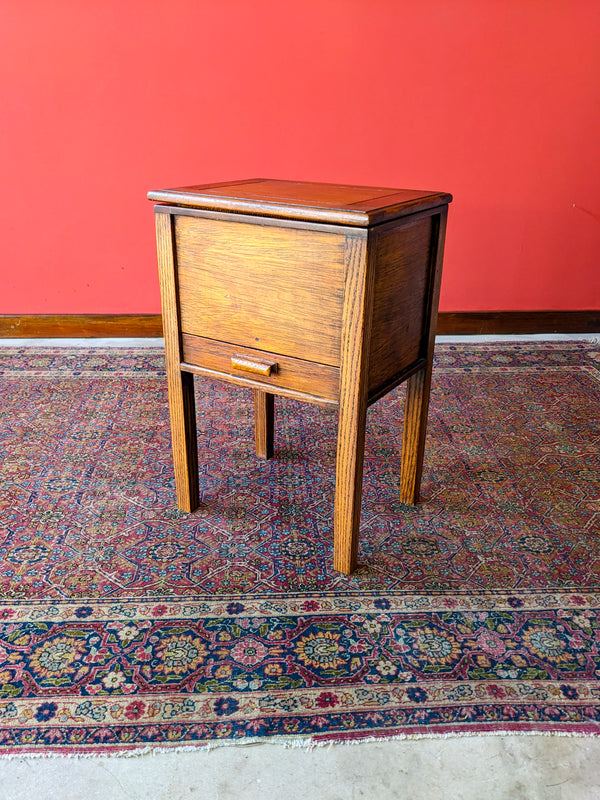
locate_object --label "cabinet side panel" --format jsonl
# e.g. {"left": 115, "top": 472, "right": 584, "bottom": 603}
{"left": 175, "top": 215, "right": 346, "bottom": 367}
{"left": 368, "top": 215, "right": 433, "bottom": 394}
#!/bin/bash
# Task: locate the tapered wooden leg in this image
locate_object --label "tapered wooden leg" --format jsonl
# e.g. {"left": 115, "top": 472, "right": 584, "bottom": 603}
{"left": 334, "top": 394, "right": 369, "bottom": 574}
{"left": 166, "top": 369, "right": 200, "bottom": 512}
{"left": 333, "top": 231, "right": 375, "bottom": 575}
{"left": 154, "top": 208, "right": 200, "bottom": 513}
{"left": 399, "top": 365, "right": 432, "bottom": 505}
{"left": 254, "top": 389, "right": 274, "bottom": 460}
{"left": 399, "top": 207, "right": 447, "bottom": 506}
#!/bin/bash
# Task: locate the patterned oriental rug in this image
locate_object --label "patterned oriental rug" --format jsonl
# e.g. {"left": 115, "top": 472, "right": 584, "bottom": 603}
{"left": 0, "top": 341, "right": 599, "bottom": 755}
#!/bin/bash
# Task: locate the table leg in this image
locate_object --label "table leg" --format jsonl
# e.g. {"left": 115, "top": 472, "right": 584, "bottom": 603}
{"left": 166, "top": 369, "right": 200, "bottom": 512}
{"left": 254, "top": 389, "right": 274, "bottom": 460}
{"left": 333, "top": 230, "right": 374, "bottom": 575}
{"left": 334, "top": 397, "right": 368, "bottom": 574}
{"left": 155, "top": 208, "right": 200, "bottom": 513}
{"left": 399, "top": 364, "right": 432, "bottom": 505}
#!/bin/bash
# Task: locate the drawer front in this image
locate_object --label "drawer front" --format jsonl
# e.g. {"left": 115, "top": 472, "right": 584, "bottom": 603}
{"left": 182, "top": 334, "right": 340, "bottom": 404}
{"left": 175, "top": 214, "right": 346, "bottom": 367}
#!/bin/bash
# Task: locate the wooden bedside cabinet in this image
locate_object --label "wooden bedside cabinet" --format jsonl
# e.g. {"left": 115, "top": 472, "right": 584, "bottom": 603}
{"left": 148, "top": 178, "right": 452, "bottom": 574}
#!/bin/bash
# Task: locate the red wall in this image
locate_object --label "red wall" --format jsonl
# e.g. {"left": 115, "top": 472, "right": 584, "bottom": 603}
{"left": 2, "top": 0, "right": 599, "bottom": 314}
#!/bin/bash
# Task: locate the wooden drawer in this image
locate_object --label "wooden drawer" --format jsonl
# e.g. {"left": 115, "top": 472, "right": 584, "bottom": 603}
{"left": 181, "top": 334, "right": 340, "bottom": 405}
{"left": 174, "top": 213, "right": 346, "bottom": 367}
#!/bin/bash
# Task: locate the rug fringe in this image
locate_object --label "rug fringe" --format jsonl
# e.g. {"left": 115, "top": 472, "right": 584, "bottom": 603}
{"left": 0, "top": 728, "right": 598, "bottom": 760}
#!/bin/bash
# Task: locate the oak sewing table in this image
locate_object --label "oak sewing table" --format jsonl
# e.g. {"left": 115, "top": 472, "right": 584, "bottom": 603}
{"left": 148, "top": 179, "right": 451, "bottom": 574}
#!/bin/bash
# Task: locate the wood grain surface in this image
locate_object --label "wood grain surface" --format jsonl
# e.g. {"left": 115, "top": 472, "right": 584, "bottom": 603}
{"left": 368, "top": 213, "right": 433, "bottom": 394}
{"left": 333, "top": 231, "right": 374, "bottom": 574}
{"left": 254, "top": 389, "right": 274, "bottom": 460}
{"left": 2, "top": 311, "right": 596, "bottom": 339}
{"left": 399, "top": 209, "right": 448, "bottom": 505}
{"left": 175, "top": 213, "right": 346, "bottom": 365}
{"left": 155, "top": 211, "right": 200, "bottom": 512}
{"left": 148, "top": 178, "right": 452, "bottom": 227}
{"left": 181, "top": 334, "right": 340, "bottom": 403}
{"left": 0, "top": 315, "right": 163, "bottom": 338}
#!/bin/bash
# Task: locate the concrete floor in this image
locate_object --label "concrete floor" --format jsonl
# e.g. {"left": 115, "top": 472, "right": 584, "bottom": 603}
{"left": 1, "top": 336, "right": 599, "bottom": 798}
{"left": 1, "top": 736, "right": 600, "bottom": 799}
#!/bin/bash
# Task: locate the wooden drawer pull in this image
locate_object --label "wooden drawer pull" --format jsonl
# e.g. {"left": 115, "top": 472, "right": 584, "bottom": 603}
{"left": 231, "top": 355, "right": 278, "bottom": 376}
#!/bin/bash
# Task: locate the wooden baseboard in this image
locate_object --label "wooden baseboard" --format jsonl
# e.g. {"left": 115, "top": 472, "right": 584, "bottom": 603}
{"left": 0, "top": 311, "right": 598, "bottom": 339}
{"left": 0, "top": 314, "right": 163, "bottom": 338}
{"left": 436, "top": 311, "right": 600, "bottom": 335}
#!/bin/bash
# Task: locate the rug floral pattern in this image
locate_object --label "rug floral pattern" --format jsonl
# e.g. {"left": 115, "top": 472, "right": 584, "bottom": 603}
{"left": 0, "top": 342, "right": 599, "bottom": 752}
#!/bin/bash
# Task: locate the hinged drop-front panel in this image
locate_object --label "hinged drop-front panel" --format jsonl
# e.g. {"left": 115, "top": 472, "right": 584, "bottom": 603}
{"left": 174, "top": 213, "right": 347, "bottom": 367}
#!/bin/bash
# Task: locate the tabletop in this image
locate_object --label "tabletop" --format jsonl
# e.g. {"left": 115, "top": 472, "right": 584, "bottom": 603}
{"left": 148, "top": 178, "right": 452, "bottom": 227}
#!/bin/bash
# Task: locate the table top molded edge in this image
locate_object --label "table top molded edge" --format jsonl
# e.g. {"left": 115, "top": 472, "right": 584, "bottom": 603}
{"left": 147, "top": 180, "right": 452, "bottom": 227}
